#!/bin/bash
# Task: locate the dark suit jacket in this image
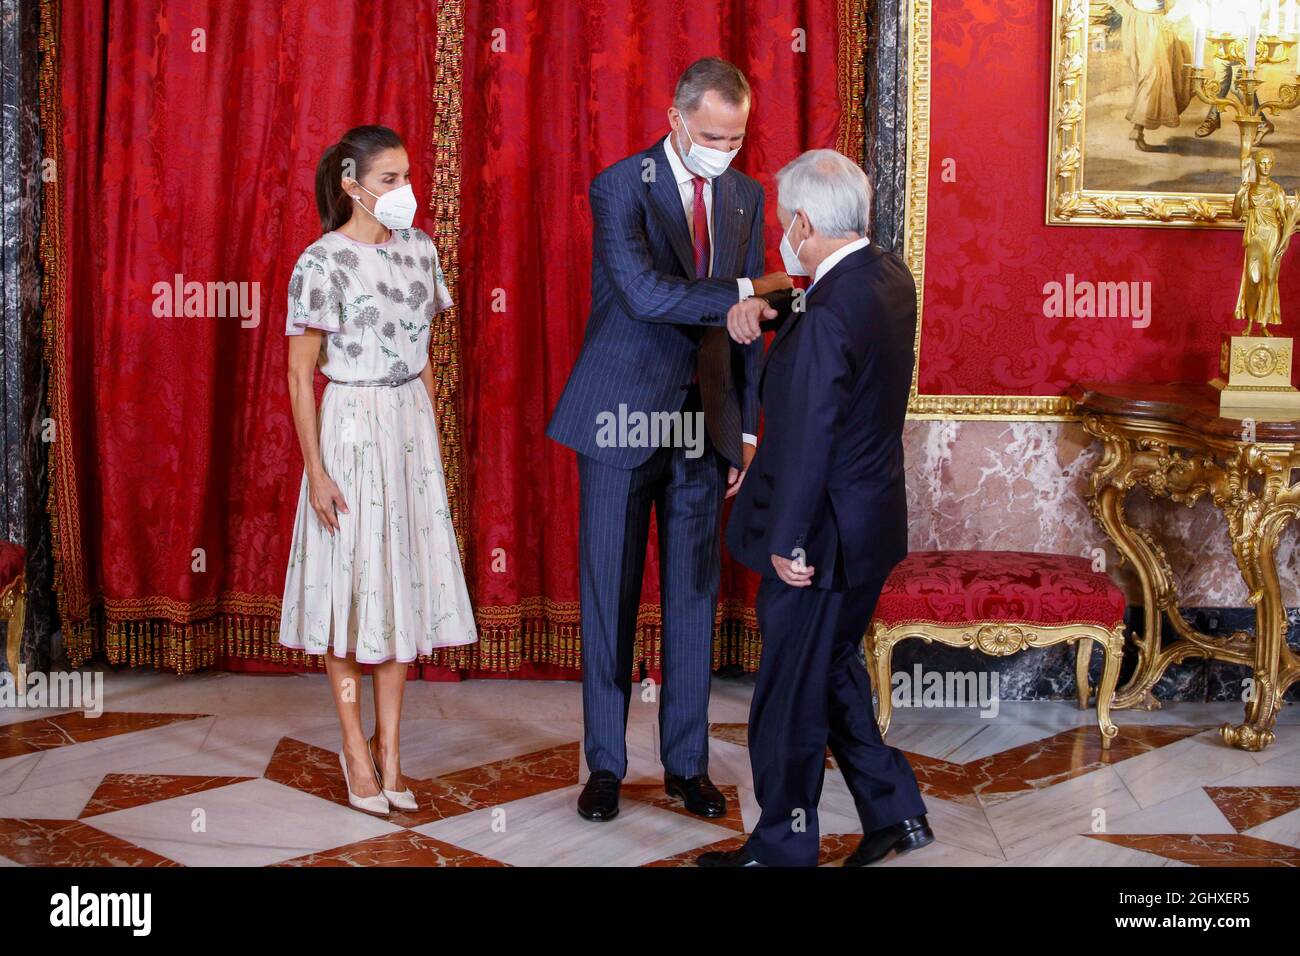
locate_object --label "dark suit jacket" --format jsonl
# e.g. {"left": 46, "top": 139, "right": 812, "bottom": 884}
{"left": 726, "top": 244, "right": 917, "bottom": 590}
{"left": 546, "top": 139, "right": 765, "bottom": 469}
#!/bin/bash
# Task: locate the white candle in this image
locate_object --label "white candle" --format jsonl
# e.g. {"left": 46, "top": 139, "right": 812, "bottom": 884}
{"left": 1271, "top": 0, "right": 1281, "bottom": 35}
{"left": 1290, "top": 0, "right": 1298, "bottom": 35}
{"left": 1248, "top": 24, "right": 1259, "bottom": 69}
{"left": 1194, "top": 25, "right": 1207, "bottom": 68}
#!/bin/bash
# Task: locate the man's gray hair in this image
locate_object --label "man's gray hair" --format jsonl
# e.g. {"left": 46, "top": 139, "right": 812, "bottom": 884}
{"left": 775, "top": 149, "right": 872, "bottom": 239}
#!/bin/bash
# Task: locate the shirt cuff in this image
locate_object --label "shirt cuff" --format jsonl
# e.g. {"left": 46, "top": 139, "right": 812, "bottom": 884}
{"left": 742, "top": 433, "right": 757, "bottom": 446}
{"left": 737, "top": 278, "right": 755, "bottom": 300}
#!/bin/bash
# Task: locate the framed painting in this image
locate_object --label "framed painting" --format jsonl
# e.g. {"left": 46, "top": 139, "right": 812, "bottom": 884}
{"left": 1048, "top": 0, "right": 1300, "bottom": 228}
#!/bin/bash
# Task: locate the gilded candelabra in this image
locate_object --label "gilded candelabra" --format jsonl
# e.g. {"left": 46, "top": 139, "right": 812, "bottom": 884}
{"left": 1190, "top": 31, "right": 1300, "bottom": 410}
{"left": 1189, "top": 33, "right": 1300, "bottom": 169}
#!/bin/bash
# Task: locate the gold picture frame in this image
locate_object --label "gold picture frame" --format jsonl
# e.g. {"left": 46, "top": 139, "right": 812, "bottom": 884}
{"left": 903, "top": 0, "right": 1074, "bottom": 418}
{"left": 1046, "top": 0, "right": 1292, "bottom": 230}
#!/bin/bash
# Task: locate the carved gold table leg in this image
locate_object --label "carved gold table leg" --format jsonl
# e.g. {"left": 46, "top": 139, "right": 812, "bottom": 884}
{"left": 1218, "top": 465, "right": 1300, "bottom": 751}
{"left": 1081, "top": 410, "right": 1299, "bottom": 751}
{"left": 1088, "top": 480, "right": 1178, "bottom": 711}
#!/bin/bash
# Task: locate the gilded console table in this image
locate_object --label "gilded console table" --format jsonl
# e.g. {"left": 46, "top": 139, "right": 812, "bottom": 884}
{"left": 1068, "top": 382, "right": 1300, "bottom": 751}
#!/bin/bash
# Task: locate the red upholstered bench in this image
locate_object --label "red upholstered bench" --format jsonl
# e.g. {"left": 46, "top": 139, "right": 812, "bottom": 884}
{"left": 864, "top": 550, "right": 1128, "bottom": 747}
{"left": 0, "top": 540, "right": 25, "bottom": 679}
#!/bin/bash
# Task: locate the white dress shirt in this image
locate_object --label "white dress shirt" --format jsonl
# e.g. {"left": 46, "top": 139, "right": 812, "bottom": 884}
{"left": 811, "top": 236, "right": 871, "bottom": 289}
{"left": 661, "top": 134, "right": 756, "bottom": 448}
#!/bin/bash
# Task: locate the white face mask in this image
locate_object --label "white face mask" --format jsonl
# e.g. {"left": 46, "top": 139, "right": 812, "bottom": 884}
{"left": 780, "top": 215, "right": 808, "bottom": 276}
{"left": 352, "top": 181, "right": 417, "bottom": 230}
{"left": 677, "top": 117, "right": 739, "bottom": 179}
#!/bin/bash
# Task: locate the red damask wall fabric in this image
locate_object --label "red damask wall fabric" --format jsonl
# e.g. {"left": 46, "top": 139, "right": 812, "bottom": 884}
{"left": 49, "top": 0, "right": 848, "bottom": 676}
{"left": 919, "top": 0, "right": 1295, "bottom": 396}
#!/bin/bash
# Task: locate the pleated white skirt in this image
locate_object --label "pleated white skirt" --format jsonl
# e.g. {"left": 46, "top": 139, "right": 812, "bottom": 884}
{"left": 279, "top": 378, "right": 478, "bottom": 663}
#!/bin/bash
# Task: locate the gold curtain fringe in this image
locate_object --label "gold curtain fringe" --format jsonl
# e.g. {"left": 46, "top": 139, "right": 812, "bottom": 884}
{"left": 713, "top": 617, "right": 764, "bottom": 673}
{"left": 429, "top": 0, "right": 466, "bottom": 553}
{"left": 59, "top": 608, "right": 763, "bottom": 676}
{"left": 64, "top": 610, "right": 324, "bottom": 674}
{"left": 39, "top": 0, "right": 94, "bottom": 636}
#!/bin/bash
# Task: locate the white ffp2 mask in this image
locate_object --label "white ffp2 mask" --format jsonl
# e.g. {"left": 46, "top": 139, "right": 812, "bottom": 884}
{"left": 353, "top": 182, "right": 417, "bottom": 230}
{"left": 678, "top": 121, "right": 739, "bottom": 179}
{"left": 779, "top": 216, "right": 808, "bottom": 276}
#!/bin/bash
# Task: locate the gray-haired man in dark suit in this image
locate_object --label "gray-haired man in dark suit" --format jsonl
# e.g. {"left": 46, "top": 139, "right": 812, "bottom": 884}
{"left": 699, "top": 149, "right": 931, "bottom": 867}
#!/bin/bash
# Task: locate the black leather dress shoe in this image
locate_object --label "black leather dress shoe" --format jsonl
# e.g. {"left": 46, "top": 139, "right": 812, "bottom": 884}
{"left": 664, "top": 772, "right": 726, "bottom": 818}
{"left": 843, "top": 815, "right": 934, "bottom": 867}
{"left": 696, "top": 845, "right": 764, "bottom": 867}
{"left": 577, "top": 770, "right": 621, "bottom": 821}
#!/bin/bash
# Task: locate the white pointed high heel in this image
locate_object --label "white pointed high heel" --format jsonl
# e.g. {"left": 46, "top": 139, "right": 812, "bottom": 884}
{"left": 339, "top": 750, "right": 390, "bottom": 817}
{"left": 369, "top": 736, "right": 418, "bottom": 811}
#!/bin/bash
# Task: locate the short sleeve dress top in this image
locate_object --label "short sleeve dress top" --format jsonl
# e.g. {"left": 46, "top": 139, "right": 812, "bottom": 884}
{"left": 278, "top": 227, "right": 478, "bottom": 663}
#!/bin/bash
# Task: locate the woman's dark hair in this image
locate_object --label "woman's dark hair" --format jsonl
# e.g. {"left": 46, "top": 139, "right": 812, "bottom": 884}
{"left": 315, "top": 125, "right": 405, "bottom": 232}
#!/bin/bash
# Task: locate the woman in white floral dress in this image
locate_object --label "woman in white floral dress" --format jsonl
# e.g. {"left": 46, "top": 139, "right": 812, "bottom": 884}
{"left": 280, "top": 125, "right": 477, "bottom": 816}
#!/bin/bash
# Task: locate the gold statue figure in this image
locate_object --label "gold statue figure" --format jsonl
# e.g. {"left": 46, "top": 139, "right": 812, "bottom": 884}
{"left": 1233, "top": 149, "right": 1300, "bottom": 336}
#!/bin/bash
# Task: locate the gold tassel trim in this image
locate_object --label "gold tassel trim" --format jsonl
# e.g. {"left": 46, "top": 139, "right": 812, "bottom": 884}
{"left": 60, "top": 604, "right": 763, "bottom": 677}
{"left": 836, "top": 0, "right": 869, "bottom": 164}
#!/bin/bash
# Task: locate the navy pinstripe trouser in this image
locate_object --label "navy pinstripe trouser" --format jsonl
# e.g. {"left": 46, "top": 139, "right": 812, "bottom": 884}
{"left": 576, "top": 393, "right": 728, "bottom": 779}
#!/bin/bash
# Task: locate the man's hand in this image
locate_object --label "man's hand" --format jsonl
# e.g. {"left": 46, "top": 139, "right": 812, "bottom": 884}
{"left": 726, "top": 441, "right": 757, "bottom": 499}
{"left": 771, "top": 552, "right": 814, "bottom": 587}
{"left": 727, "top": 296, "right": 776, "bottom": 345}
{"left": 751, "top": 271, "right": 793, "bottom": 297}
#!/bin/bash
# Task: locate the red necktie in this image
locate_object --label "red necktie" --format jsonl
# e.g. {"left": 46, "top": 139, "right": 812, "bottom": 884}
{"left": 692, "top": 176, "right": 710, "bottom": 278}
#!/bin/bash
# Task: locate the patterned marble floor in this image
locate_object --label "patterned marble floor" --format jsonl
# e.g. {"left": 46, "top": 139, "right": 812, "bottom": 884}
{"left": 0, "top": 670, "right": 1297, "bottom": 867}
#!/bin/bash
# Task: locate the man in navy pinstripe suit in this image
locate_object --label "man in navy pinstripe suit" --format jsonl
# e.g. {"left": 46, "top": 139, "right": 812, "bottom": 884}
{"left": 547, "top": 58, "right": 792, "bottom": 821}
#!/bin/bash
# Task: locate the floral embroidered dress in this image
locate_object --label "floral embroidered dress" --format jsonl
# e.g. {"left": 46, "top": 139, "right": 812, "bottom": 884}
{"left": 279, "top": 227, "right": 477, "bottom": 663}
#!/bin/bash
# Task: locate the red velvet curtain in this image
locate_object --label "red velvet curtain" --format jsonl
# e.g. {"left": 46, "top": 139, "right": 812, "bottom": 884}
{"left": 44, "top": 0, "right": 857, "bottom": 677}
